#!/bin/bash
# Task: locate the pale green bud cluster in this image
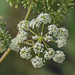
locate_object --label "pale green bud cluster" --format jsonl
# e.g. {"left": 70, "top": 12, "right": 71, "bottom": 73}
{"left": 6, "top": 0, "right": 74, "bottom": 25}
{"left": 10, "top": 13, "right": 68, "bottom": 68}
{"left": 0, "top": 17, "right": 11, "bottom": 53}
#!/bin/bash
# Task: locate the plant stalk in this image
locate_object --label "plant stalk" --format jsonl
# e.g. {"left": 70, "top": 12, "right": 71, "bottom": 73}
{"left": 0, "top": 48, "right": 11, "bottom": 63}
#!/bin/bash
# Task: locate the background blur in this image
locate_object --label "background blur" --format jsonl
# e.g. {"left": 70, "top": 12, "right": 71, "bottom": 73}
{"left": 0, "top": 0, "right": 75, "bottom": 75}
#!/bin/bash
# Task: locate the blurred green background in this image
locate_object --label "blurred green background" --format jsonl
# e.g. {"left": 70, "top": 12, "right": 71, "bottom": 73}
{"left": 0, "top": 0, "right": 75, "bottom": 75}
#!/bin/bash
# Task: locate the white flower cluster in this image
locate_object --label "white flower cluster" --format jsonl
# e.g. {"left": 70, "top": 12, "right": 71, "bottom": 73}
{"left": 44, "top": 48, "right": 55, "bottom": 60}
{"left": 48, "top": 25, "right": 57, "bottom": 34}
{"left": 53, "top": 51, "right": 65, "bottom": 63}
{"left": 47, "top": 25, "right": 68, "bottom": 48}
{"left": 36, "top": 12, "right": 51, "bottom": 24}
{"left": 17, "top": 31, "right": 28, "bottom": 43}
{"left": 10, "top": 31, "right": 28, "bottom": 52}
{"left": 17, "top": 20, "right": 30, "bottom": 31}
{"left": 44, "top": 35, "right": 53, "bottom": 42}
{"left": 10, "top": 12, "right": 68, "bottom": 68}
{"left": 55, "top": 28, "right": 68, "bottom": 48}
{"left": 30, "top": 12, "right": 51, "bottom": 28}
{"left": 10, "top": 38, "right": 20, "bottom": 52}
{"left": 20, "top": 46, "right": 32, "bottom": 60}
{"left": 30, "top": 19, "right": 36, "bottom": 29}
{"left": 55, "top": 39, "right": 66, "bottom": 48}
{"left": 30, "top": 56, "right": 44, "bottom": 68}
{"left": 33, "top": 42, "right": 44, "bottom": 54}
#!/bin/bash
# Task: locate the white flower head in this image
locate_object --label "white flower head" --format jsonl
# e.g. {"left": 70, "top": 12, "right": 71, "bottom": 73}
{"left": 48, "top": 25, "right": 58, "bottom": 34}
{"left": 44, "top": 35, "right": 53, "bottom": 42}
{"left": 30, "top": 56, "right": 44, "bottom": 68}
{"left": 55, "top": 39, "right": 66, "bottom": 48}
{"left": 44, "top": 48, "right": 55, "bottom": 60}
{"left": 10, "top": 38, "right": 20, "bottom": 52}
{"left": 33, "top": 42, "right": 44, "bottom": 54}
{"left": 53, "top": 50, "right": 65, "bottom": 63}
{"left": 36, "top": 12, "right": 51, "bottom": 24}
{"left": 10, "top": 12, "right": 68, "bottom": 68}
{"left": 17, "top": 20, "right": 30, "bottom": 31}
{"left": 29, "top": 19, "right": 37, "bottom": 29}
{"left": 20, "top": 46, "right": 32, "bottom": 60}
{"left": 17, "top": 31, "right": 28, "bottom": 43}
{"left": 57, "top": 27, "right": 69, "bottom": 39}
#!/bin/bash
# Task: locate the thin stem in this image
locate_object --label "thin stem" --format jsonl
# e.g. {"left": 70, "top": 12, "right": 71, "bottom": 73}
{"left": 24, "top": 39, "right": 35, "bottom": 42}
{"left": 38, "top": 39, "right": 42, "bottom": 56}
{"left": 23, "top": 42, "right": 33, "bottom": 46}
{"left": 0, "top": 48, "right": 11, "bottom": 63}
{"left": 41, "top": 24, "right": 44, "bottom": 34}
{"left": 42, "top": 40, "right": 50, "bottom": 51}
{"left": 36, "top": 27, "right": 40, "bottom": 36}
{"left": 43, "top": 32, "right": 49, "bottom": 37}
{"left": 42, "top": 40, "right": 48, "bottom": 50}
{"left": 24, "top": 5, "right": 32, "bottom": 20}
{"left": 43, "top": 40, "right": 50, "bottom": 48}
{"left": 27, "top": 35, "right": 34, "bottom": 37}
{"left": 28, "top": 28, "right": 38, "bottom": 36}
{"left": 0, "top": 5, "right": 32, "bottom": 64}
{"left": 29, "top": 47, "right": 33, "bottom": 52}
{"left": 38, "top": 53, "right": 40, "bottom": 57}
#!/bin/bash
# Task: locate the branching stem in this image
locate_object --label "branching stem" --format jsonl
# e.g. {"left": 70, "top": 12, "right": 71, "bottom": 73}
{"left": 36, "top": 27, "right": 40, "bottom": 36}
{"left": 0, "top": 5, "right": 32, "bottom": 63}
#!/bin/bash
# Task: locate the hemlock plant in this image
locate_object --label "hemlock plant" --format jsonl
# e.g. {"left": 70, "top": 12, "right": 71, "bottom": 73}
{"left": 0, "top": 0, "right": 74, "bottom": 68}
{"left": 6, "top": 0, "right": 74, "bottom": 25}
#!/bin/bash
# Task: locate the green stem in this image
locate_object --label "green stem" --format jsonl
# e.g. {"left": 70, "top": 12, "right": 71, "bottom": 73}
{"left": 23, "top": 42, "right": 33, "bottom": 46}
{"left": 41, "top": 24, "right": 44, "bottom": 34}
{"left": 38, "top": 38, "right": 41, "bottom": 57}
{"left": 24, "top": 5, "right": 32, "bottom": 20}
{"left": 42, "top": 41, "right": 48, "bottom": 50}
{"left": 30, "top": 47, "right": 33, "bottom": 52}
{"left": 36, "top": 27, "right": 40, "bottom": 36}
{"left": 43, "top": 40, "right": 50, "bottom": 48}
{"left": 28, "top": 28, "right": 38, "bottom": 36}
{"left": 27, "top": 35, "right": 33, "bottom": 37}
{"left": 0, "top": 5, "right": 32, "bottom": 64}
{"left": 24, "top": 39, "right": 35, "bottom": 42}
{"left": 43, "top": 32, "right": 49, "bottom": 37}
{"left": 42, "top": 40, "right": 49, "bottom": 50}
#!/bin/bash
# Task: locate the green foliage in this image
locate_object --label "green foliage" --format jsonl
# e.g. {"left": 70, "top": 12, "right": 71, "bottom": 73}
{"left": 6, "top": 0, "right": 74, "bottom": 25}
{"left": 0, "top": 17, "right": 11, "bottom": 53}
